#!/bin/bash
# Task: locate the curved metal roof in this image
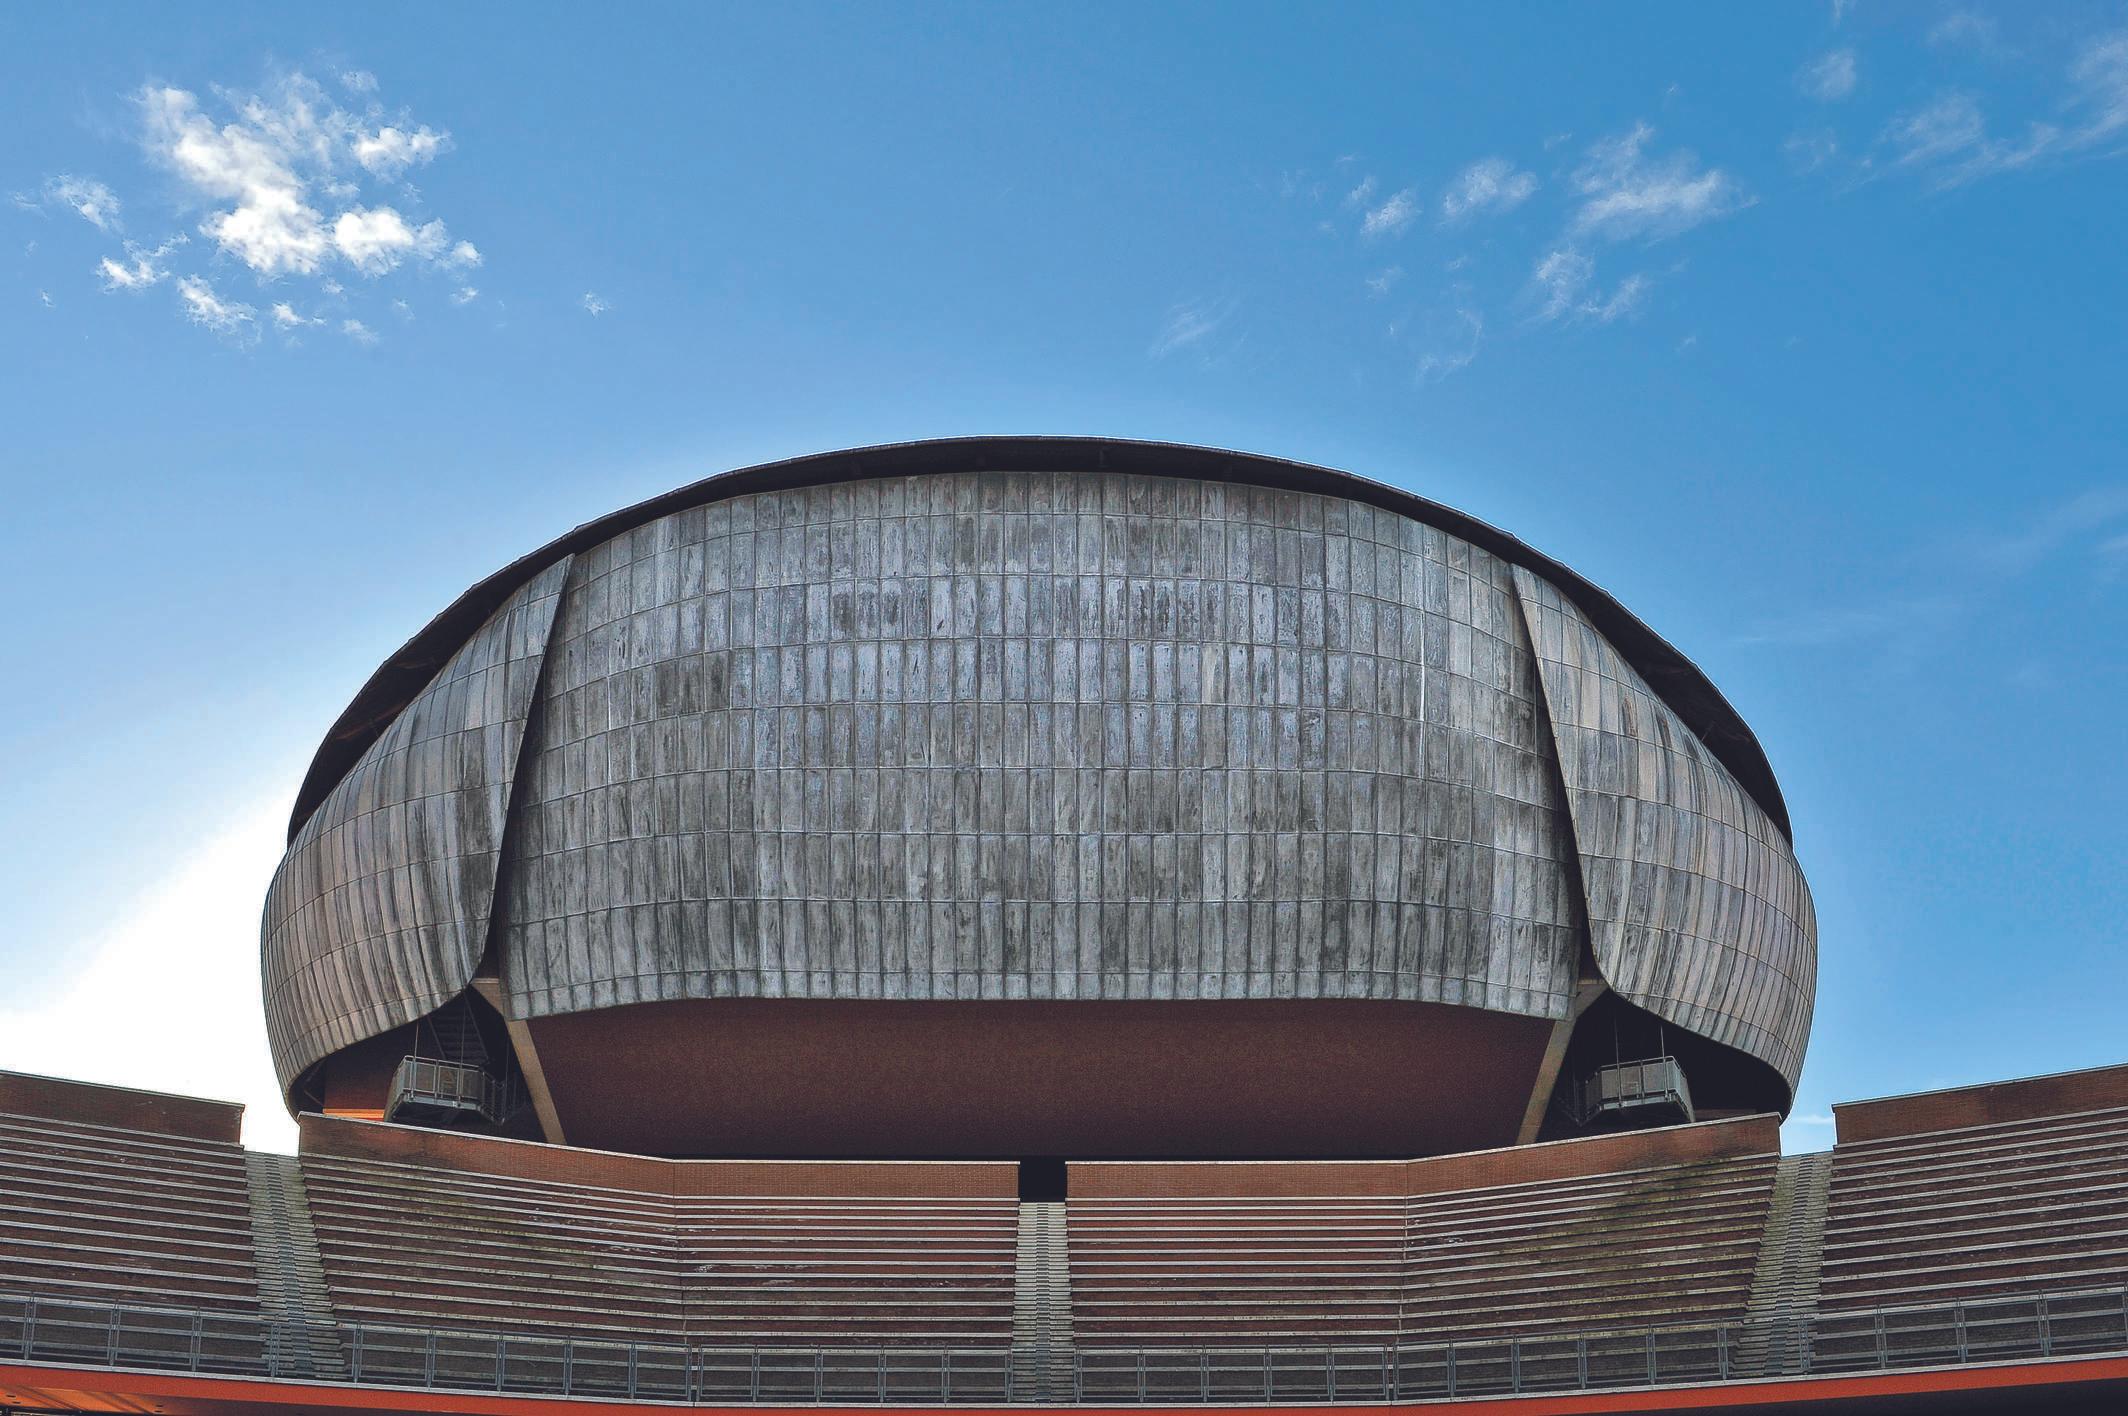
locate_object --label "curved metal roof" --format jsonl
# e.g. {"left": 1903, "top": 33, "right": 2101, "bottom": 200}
{"left": 288, "top": 436, "right": 1791, "bottom": 842}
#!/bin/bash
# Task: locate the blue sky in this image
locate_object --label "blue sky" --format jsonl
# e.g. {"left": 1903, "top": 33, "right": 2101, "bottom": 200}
{"left": 2, "top": 3, "right": 2124, "bottom": 1151}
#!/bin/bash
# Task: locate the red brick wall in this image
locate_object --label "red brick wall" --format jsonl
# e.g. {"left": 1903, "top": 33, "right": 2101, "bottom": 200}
{"left": 0, "top": 1069, "right": 243, "bottom": 1143}
{"left": 1834, "top": 1063, "right": 2128, "bottom": 1145}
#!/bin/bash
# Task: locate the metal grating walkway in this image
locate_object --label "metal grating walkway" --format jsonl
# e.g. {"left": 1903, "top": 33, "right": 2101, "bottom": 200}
{"left": 1011, "top": 1200, "right": 1075, "bottom": 1401}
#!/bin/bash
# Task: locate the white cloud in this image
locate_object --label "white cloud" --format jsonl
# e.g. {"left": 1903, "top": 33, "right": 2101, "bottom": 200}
{"left": 450, "top": 285, "right": 480, "bottom": 305}
{"left": 97, "top": 236, "right": 185, "bottom": 292}
{"left": 1360, "top": 187, "right": 1418, "bottom": 238}
{"left": 1784, "top": 128, "right": 1841, "bottom": 173}
{"left": 580, "top": 290, "right": 610, "bottom": 316}
{"left": 1800, "top": 49, "right": 1858, "bottom": 102}
{"left": 37, "top": 289, "right": 53, "bottom": 308}
{"left": 1929, "top": 11, "right": 2000, "bottom": 51}
{"left": 341, "top": 317, "right": 379, "bottom": 345}
{"left": 1344, "top": 175, "right": 1377, "bottom": 208}
{"left": 1530, "top": 248, "right": 1649, "bottom": 323}
{"left": 135, "top": 73, "right": 475, "bottom": 284}
{"left": 339, "top": 69, "right": 378, "bottom": 94}
{"left": 270, "top": 301, "right": 320, "bottom": 328}
{"left": 0, "top": 796, "right": 297, "bottom": 1153}
{"left": 1441, "top": 157, "right": 1537, "bottom": 221}
{"left": 176, "top": 274, "right": 256, "bottom": 336}
{"left": 1570, "top": 123, "right": 1748, "bottom": 240}
{"left": 46, "top": 174, "right": 121, "bottom": 230}
{"left": 1364, "top": 266, "right": 1402, "bottom": 298}
{"left": 331, "top": 205, "right": 449, "bottom": 274}
{"left": 353, "top": 124, "right": 448, "bottom": 178}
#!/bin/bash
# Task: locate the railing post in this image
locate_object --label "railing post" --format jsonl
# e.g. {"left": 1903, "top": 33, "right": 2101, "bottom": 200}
{"left": 1955, "top": 1303, "right": 1968, "bottom": 1364}
{"left": 496, "top": 1333, "right": 506, "bottom": 1392}
{"left": 1873, "top": 1308, "right": 1886, "bottom": 1371}
{"left": 423, "top": 1328, "right": 436, "bottom": 1386}
{"left": 106, "top": 1305, "right": 120, "bottom": 1366}
{"left": 350, "top": 1324, "right": 364, "bottom": 1384}
{"left": 20, "top": 1296, "right": 35, "bottom": 1361}
{"left": 1717, "top": 1324, "right": 1729, "bottom": 1382}
{"left": 877, "top": 1345, "right": 886, "bottom": 1404}
{"left": 1199, "top": 1349, "right": 1210, "bottom": 1403}
{"left": 563, "top": 1337, "right": 574, "bottom": 1396}
{"left": 1575, "top": 1333, "right": 1587, "bottom": 1388}
{"left": 1260, "top": 1346, "right": 1270, "bottom": 1402}
{"left": 2039, "top": 1295, "right": 2052, "bottom": 1358}
{"left": 629, "top": 1341, "right": 641, "bottom": 1400}
{"left": 1325, "top": 1344, "right": 1336, "bottom": 1401}
{"left": 1645, "top": 1327, "right": 1656, "bottom": 1384}
{"left": 189, "top": 1310, "right": 203, "bottom": 1372}
{"left": 1510, "top": 1337, "right": 1521, "bottom": 1393}
{"left": 1445, "top": 1343, "right": 1456, "bottom": 1397}
{"left": 813, "top": 1348, "right": 824, "bottom": 1403}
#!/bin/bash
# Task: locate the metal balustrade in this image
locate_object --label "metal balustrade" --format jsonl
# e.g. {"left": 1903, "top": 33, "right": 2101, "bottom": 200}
{"left": 1, "top": 1284, "right": 2123, "bottom": 1405}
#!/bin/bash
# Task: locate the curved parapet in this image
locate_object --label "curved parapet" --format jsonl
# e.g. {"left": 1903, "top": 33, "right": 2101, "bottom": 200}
{"left": 494, "top": 470, "right": 1584, "bottom": 1019}
{"left": 1511, "top": 567, "right": 1816, "bottom": 1100}
{"left": 260, "top": 557, "right": 574, "bottom": 1095}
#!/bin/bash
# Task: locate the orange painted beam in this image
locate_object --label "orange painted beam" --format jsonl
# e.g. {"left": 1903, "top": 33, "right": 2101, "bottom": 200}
{"left": 1, "top": 1354, "right": 2125, "bottom": 1416}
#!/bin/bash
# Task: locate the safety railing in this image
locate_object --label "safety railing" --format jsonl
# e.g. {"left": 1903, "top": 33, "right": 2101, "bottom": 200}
{"left": 2, "top": 1284, "right": 2123, "bottom": 1404}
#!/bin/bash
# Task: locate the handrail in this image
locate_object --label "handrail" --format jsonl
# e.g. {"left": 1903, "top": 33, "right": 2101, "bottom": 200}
{"left": 1, "top": 1282, "right": 2123, "bottom": 1405}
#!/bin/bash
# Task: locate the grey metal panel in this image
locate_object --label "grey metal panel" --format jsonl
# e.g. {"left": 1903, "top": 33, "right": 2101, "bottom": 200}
{"left": 260, "top": 558, "right": 572, "bottom": 1092}
{"left": 1511, "top": 568, "right": 1815, "bottom": 1092}
{"left": 290, "top": 439, "right": 1791, "bottom": 845}
{"left": 496, "top": 471, "right": 1582, "bottom": 1017}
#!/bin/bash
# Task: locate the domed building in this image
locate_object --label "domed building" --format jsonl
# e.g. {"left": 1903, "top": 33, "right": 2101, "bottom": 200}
{"left": 4, "top": 439, "right": 2123, "bottom": 1416}
{"left": 260, "top": 437, "right": 1815, "bottom": 1159}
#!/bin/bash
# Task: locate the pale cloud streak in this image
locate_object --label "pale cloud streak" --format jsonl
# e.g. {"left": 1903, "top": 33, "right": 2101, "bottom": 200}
{"left": 580, "top": 290, "right": 611, "bottom": 317}
{"left": 176, "top": 274, "right": 256, "bottom": 336}
{"left": 1799, "top": 49, "right": 1858, "bottom": 102}
{"left": 1149, "top": 297, "right": 1232, "bottom": 357}
{"left": 97, "top": 236, "right": 186, "bottom": 292}
{"left": 1359, "top": 188, "right": 1418, "bottom": 238}
{"left": 1883, "top": 30, "right": 2128, "bottom": 186}
{"left": 1570, "top": 123, "right": 1748, "bottom": 241}
{"left": 46, "top": 174, "right": 122, "bottom": 230}
{"left": 1529, "top": 248, "right": 1648, "bottom": 324}
{"left": 1441, "top": 157, "right": 1537, "bottom": 222}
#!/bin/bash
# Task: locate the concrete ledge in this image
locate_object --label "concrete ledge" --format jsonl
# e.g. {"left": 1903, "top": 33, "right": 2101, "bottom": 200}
{"left": 1069, "top": 1113, "right": 1782, "bottom": 1199}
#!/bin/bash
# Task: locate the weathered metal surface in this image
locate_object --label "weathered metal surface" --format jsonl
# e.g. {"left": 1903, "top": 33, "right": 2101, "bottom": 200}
{"left": 289, "top": 439, "right": 1791, "bottom": 845}
{"left": 493, "top": 471, "right": 1583, "bottom": 1015}
{"left": 1512, "top": 568, "right": 1816, "bottom": 1094}
{"left": 260, "top": 558, "right": 572, "bottom": 1091}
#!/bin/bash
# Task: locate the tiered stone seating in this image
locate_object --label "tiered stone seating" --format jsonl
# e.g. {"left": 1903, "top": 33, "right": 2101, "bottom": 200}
{"left": 301, "top": 1151, "right": 687, "bottom": 1342}
{"left": 1068, "top": 1118, "right": 1780, "bottom": 1349}
{"left": 678, "top": 1197, "right": 1020, "bottom": 1346}
{"left": 1819, "top": 1069, "right": 2128, "bottom": 1312}
{"left": 1396, "top": 1153, "right": 1774, "bottom": 1343}
{"left": 0, "top": 1074, "right": 258, "bottom": 1316}
{"left": 296, "top": 1116, "right": 1019, "bottom": 1359}
{"left": 1067, "top": 1196, "right": 1407, "bottom": 1345}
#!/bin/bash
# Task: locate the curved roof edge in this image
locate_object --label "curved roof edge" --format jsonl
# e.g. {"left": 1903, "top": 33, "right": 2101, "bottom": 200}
{"left": 288, "top": 436, "right": 1792, "bottom": 842}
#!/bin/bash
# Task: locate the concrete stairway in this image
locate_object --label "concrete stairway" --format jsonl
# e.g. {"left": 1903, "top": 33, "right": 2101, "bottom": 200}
{"left": 1011, "top": 1201, "right": 1075, "bottom": 1402}
{"left": 1737, "top": 1151, "right": 1832, "bottom": 1377}
{"left": 244, "top": 1154, "right": 345, "bottom": 1379}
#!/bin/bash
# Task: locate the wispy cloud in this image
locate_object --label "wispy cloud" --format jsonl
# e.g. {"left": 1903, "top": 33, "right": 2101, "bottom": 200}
{"left": 269, "top": 301, "right": 320, "bottom": 329}
{"left": 1883, "top": 30, "right": 2128, "bottom": 186}
{"left": 96, "top": 235, "right": 186, "bottom": 292}
{"left": 1570, "top": 123, "right": 1749, "bottom": 241}
{"left": 1529, "top": 248, "right": 1648, "bottom": 324}
{"left": 1799, "top": 49, "right": 1858, "bottom": 102}
{"left": 341, "top": 317, "right": 379, "bottom": 346}
{"left": 580, "top": 290, "right": 611, "bottom": 317}
{"left": 450, "top": 284, "right": 480, "bottom": 305}
{"left": 1364, "top": 266, "right": 1402, "bottom": 298}
{"left": 45, "top": 174, "right": 121, "bottom": 230}
{"left": 1360, "top": 187, "right": 1418, "bottom": 238}
{"left": 1415, "top": 308, "right": 1483, "bottom": 384}
{"left": 175, "top": 274, "right": 255, "bottom": 337}
{"left": 1149, "top": 297, "right": 1232, "bottom": 356}
{"left": 1441, "top": 157, "right": 1537, "bottom": 222}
